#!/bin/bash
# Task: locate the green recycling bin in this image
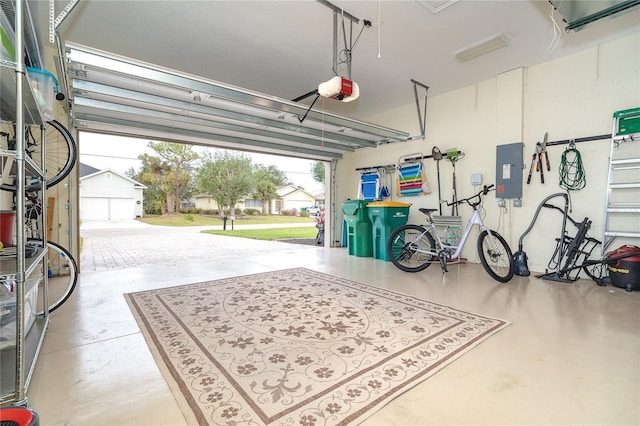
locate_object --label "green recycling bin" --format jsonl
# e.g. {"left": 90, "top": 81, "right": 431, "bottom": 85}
{"left": 342, "top": 199, "right": 373, "bottom": 257}
{"left": 367, "top": 201, "right": 411, "bottom": 261}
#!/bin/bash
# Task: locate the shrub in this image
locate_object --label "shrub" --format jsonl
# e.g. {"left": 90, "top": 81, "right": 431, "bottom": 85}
{"left": 281, "top": 208, "right": 298, "bottom": 216}
{"left": 184, "top": 214, "right": 194, "bottom": 222}
{"left": 300, "top": 211, "right": 310, "bottom": 217}
{"left": 244, "top": 208, "right": 261, "bottom": 216}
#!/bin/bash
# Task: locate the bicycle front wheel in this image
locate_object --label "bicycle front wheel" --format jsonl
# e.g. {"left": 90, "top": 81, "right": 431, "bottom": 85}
{"left": 387, "top": 224, "right": 436, "bottom": 273}
{"left": 0, "top": 120, "right": 77, "bottom": 192}
{"left": 477, "top": 230, "right": 514, "bottom": 282}
{"left": 29, "top": 239, "right": 79, "bottom": 314}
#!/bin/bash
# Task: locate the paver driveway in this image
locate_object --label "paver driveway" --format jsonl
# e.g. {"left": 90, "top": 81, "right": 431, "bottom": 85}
{"left": 80, "top": 220, "right": 319, "bottom": 272}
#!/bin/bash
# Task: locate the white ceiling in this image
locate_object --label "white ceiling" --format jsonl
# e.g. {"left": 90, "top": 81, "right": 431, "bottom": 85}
{"left": 32, "top": 0, "right": 639, "bottom": 122}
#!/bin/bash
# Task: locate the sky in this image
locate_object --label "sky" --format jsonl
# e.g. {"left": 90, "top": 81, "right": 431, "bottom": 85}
{"left": 78, "top": 132, "right": 325, "bottom": 195}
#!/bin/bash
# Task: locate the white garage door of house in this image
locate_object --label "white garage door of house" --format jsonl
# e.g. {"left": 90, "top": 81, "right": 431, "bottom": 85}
{"left": 81, "top": 197, "right": 134, "bottom": 220}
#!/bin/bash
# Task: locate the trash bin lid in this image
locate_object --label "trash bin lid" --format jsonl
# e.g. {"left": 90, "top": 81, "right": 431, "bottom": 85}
{"left": 342, "top": 199, "right": 368, "bottom": 216}
{"left": 367, "top": 201, "right": 411, "bottom": 207}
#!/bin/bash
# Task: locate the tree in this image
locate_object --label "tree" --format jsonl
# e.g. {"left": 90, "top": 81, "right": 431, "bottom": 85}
{"left": 254, "top": 164, "right": 289, "bottom": 186}
{"left": 124, "top": 167, "right": 137, "bottom": 180}
{"left": 197, "top": 151, "right": 254, "bottom": 217}
{"left": 136, "top": 142, "right": 199, "bottom": 215}
{"left": 137, "top": 154, "right": 172, "bottom": 215}
{"left": 311, "top": 161, "right": 325, "bottom": 184}
{"left": 252, "top": 164, "right": 288, "bottom": 214}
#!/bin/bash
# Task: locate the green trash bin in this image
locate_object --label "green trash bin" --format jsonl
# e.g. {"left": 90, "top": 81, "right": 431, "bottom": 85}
{"left": 342, "top": 200, "right": 373, "bottom": 257}
{"left": 367, "top": 201, "right": 411, "bottom": 261}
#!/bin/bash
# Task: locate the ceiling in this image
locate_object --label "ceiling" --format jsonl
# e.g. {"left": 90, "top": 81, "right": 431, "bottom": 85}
{"left": 26, "top": 0, "right": 640, "bottom": 159}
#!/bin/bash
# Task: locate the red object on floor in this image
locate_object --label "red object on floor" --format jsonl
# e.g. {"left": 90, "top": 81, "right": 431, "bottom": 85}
{"left": 0, "top": 407, "right": 39, "bottom": 426}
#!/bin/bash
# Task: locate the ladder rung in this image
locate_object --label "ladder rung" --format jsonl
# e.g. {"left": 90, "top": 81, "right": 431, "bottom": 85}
{"left": 611, "top": 165, "right": 640, "bottom": 172}
{"left": 613, "top": 133, "right": 640, "bottom": 143}
{"left": 611, "top": 158, "right": 640, "bottom": 165}
{"left": 607, "top": 207, "right": 640, "bottom": 213}
{"left": 604, "top": 231, "right": 640, "bottom": 238}
{"left": 609, "top": 183, "right": 640, "bottom": 189}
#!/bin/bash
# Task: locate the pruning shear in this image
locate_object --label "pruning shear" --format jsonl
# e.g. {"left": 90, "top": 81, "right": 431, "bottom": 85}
{"left": 538, "top": 132, "right": 550, "bottom": 183}
{"left": 527, "top": 144, "right": 540, "bottom": 185}
{"left": 527, "top": 132, "right": 551, "bottom": 184}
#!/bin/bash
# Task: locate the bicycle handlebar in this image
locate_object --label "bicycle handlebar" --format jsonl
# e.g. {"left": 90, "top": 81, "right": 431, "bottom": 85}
{"left": 445, "top": 184, "right": 495, "bottom": 208}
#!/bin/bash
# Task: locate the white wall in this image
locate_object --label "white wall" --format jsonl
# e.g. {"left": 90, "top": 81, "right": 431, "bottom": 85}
{"left": 133, "top": 188, "right": 144, "bottom": 217}
{"left": 81, "top": 172, "right": 138, "bottom": 198}
{"left": 334, "top": 33, "right": 640, "bottom": 273}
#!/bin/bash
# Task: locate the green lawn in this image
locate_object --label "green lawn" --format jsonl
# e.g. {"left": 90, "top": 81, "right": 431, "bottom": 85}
{"left": 138, "top": 213, "right": 314, "bottom": 227}
{"left": 137, "top": 213, "right": 318, "bottom": 241}
{"left": 202, "top": 227, "right": 317, "bottom": 241}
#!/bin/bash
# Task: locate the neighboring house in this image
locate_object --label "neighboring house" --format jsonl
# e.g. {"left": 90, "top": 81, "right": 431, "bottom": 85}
{"left": 79, "top": 163, "right": 147, "bottom": 220}
{"left": 194, "top": 194, "right": 220, "bottom": 211}
{"left": 194, "top": 194, "right": 260, "bottom": 212}
{"left": 194, "top": 185, "right": 317, "bottom": 215}
{"left": 272, "top": 185, "right": 316, "bottom": 214}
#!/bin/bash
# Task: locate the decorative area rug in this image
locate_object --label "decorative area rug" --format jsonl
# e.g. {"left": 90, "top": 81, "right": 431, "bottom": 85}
{"left": 125, "top": 268, "right": 510, "bottom": 425}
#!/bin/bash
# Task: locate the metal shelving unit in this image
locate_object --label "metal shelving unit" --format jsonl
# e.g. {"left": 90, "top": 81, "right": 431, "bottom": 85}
{"left": 0, "top": 0, "right": 49, "bottom": 408}
{"left": 602, "top": 107, "right": 640, "bottom": 252}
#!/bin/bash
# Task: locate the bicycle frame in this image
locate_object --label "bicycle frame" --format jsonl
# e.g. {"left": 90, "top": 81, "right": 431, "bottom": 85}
{"left": 409, "top": 207, "right": 499, "bottom": 262}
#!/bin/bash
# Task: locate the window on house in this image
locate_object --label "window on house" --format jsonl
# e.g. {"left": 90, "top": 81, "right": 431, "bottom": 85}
{"left": 244, "top": 199, "right": 262, "bottom": 209}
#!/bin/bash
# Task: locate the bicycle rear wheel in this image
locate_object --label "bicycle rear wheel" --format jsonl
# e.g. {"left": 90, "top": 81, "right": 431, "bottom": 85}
{"left": 477, "top": 230, "right": 514, "bottom": 282}
{"left": 387, "top": 224, "right": 436, "bottom": 272}
{"left": 28, "top": 239, "right": 78, "bottom": 314}
{"left": 0, "top": 120, "right": 77, "bottom": 192}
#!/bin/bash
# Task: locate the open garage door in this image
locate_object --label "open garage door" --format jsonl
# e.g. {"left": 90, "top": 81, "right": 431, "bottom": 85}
{"left": 65, "top": 43, "right": 410, "bottom": 162}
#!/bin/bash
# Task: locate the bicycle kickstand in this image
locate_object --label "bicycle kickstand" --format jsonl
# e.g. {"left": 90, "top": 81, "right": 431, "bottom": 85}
{"left": 438, "top": 251, "right": 448, "bottom": 273}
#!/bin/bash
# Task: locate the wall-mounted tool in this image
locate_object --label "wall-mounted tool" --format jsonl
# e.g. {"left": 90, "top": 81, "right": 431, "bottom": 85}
{"left": 432, "top": 146, "right": 443, "bottom": 214}
{"left": 444, "top": 148, "right": 465, "bottom": 215}
{"left": 527, "top": 132, "right": 551, "bottom": 184}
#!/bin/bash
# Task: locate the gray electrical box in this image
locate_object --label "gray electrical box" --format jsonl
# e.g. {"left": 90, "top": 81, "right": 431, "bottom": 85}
{"left": 495, "top": 142, "right": 525, "bottom": 199}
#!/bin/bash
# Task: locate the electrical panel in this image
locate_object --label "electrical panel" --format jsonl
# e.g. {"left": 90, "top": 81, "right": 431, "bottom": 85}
{"left": 495, "top": 142, "right": 524, "bottom": 199}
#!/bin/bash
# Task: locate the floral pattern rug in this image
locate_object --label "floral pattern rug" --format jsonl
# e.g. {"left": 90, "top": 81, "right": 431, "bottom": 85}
{"left": 125, "top": 268, "right": 509, "bottom": 425}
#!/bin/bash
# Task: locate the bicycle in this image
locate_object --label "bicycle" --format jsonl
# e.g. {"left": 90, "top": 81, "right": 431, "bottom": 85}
{"left": 0, "top": 239, "right": 77, "bottom": 315}
{"left": 386, "top": 184, "right": 515, "bottom": 282}
{"left": 0, "top": 119, "right": 77, "bottom": 191}
{"left": 0, "top": 119, "right": 79, "bottom": 313}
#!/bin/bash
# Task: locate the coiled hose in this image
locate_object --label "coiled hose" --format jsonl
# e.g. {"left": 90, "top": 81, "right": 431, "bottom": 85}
{"left": 559, "top": 144, "right": 586, "bottom": 191}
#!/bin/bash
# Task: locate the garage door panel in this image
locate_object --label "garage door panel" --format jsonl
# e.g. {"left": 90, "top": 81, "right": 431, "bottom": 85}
{"left": 81, "top": 197, "right": 134, "bottom": 220}
{"left": 81, "top": 198, "right": 109, "bottom": 220}
{"left": 109, "top": 198, "right": 134, "bottom": 220}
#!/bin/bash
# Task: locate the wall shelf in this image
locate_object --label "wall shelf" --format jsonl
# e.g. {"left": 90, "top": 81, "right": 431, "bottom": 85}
{"left": 0, "top": 0, "right": 49, "bottom": 408}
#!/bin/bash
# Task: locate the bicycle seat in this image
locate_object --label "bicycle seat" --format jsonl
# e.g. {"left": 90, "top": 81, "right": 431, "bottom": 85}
{"left": 418, "top": 208, "right": 438, "bottom": 216}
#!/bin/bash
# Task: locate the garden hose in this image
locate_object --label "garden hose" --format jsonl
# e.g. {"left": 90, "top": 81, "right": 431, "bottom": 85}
{"left": 559, "top": 144, "right": 586, "bottom": 191}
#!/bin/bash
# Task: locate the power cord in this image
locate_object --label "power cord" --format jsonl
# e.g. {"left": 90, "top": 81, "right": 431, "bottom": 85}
{"left": 559, "top": 143, "right": 586, "bottom": 191}
{"left": 559, "top": 142, "right": 586, "bottom": 211}
{"left": 546, "top": 4, "right": 561, "bottom": 54}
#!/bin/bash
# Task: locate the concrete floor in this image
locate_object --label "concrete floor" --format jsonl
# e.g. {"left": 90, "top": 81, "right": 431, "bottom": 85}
{"left": 24, "top": 223, "right": 640, "bottom": 425}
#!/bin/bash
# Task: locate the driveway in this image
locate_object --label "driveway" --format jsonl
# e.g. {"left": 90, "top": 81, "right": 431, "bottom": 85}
{"left": 80, "top": 220, "right": 319, "bottom": 272}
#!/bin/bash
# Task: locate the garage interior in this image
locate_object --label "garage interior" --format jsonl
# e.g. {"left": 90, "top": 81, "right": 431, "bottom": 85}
{"left": 1, "top": 0, "right": 639, "bottom": 424}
